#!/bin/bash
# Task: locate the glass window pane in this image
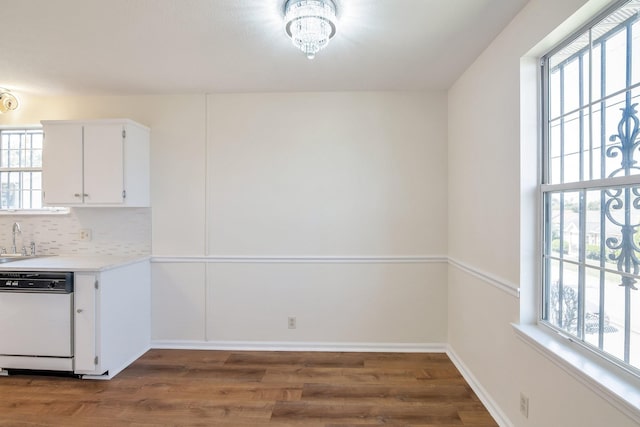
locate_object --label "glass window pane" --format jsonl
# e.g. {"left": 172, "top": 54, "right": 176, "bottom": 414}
{"left": 0, "top": 147, "right": 7, "bottom": 168}
{"left": 21, "top": 190, "right": 31, "bottom": 209}
{"left": 585, "top": 190, "right": 604, "bottom": 268}
{"left": 548, "top": 193, "right": 564, "bottom": 257}
{"left": 564, "top": 50, "right": 591, "bottom": 113}
{"left": 602, "top": 271, "right": 627, "bottom": 362}
{"left": 593, "top": 43, "right": 603, "bottom": 101}
{"left": 547, "top": 259, "right": 561, "bottom": 286}
{"left": 564, "top": 152, "right": 581, "bottom": 184}
{"left": 582, "top": 110, "right": 593, "bottom": 181}
{"left": 592, "top": 106, "right": 605, "bottom": 179}
{"left": 565, "top": 59, "right": 582, "bottom": 113}
{"left": 564, "top": 112, "right": 582, "bottom": 183}
{"left": 23, "top": 171, "right": 31, "bottom": 189}
{"left": 583, "top": 266, "right": 603, "bottom": 347}
{"left": 548, "top": 263, "right": 580, "bottom": 334}
{"left": 31, "top": 132, "right": 42, "bottom": 150}
{"left": 0, "top": 172, "right": 7, "bottom": 208}
{"left": 32, "top": 172, "right": 42, "bottom": 190}
{"left": 604, "top": 29, "right": 627, "bottom": 96}
{"left": 633, "top": 20, "right": 640, "bottom": 87}
{"left": 31, "top": 190, "right": 42, "bottom": 209}
{"left": 549, "top": 119, "right": 561, "bottom": 184}
{"left": 631, "top": 287, "right": 640, "bottom": 368}
{"left": 32, "top": 147, "right": 42, "bottom": 168}
{"left": 564, "top": 192, "right": 581, "bottom": 263}
{"left": 7, "top": 172, "right": 19, "bottom": 209}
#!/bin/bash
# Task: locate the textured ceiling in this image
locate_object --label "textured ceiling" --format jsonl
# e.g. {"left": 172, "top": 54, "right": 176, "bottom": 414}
{"left": 0, "top": 0, "right": 529, "bottom": 95}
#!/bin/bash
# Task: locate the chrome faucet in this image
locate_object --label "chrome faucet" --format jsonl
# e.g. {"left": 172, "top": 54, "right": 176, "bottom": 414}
{"left": 11, "top": 222, "right": 21, "bottom": 254}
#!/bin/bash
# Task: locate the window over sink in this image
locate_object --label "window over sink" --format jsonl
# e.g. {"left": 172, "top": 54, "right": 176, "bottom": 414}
{"left": 0, "top": 128, "right": 65, "bottom": 213}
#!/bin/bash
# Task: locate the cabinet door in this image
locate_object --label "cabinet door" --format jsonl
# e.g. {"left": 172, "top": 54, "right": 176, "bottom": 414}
{"left": 74, "top": 273, "right": 100, "bottom": 374}
{"left": 83, "top": 124, "right": 124, "bottom": 205}
{"left": 42, "top": 124, "right": 84, "bottom": 205}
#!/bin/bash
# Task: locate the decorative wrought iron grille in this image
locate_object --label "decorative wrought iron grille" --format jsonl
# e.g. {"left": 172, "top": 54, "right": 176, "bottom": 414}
{"left": 542, "top": 0, "right": 640, "bottom": 373}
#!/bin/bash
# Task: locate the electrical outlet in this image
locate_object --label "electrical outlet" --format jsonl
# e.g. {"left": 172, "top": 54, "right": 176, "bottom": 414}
{"left": 520, "top": 393, "right": 529, "bottom": 418}
{"left": 79, "top": 229, "right": 92, "bottom": 241}
{"left": 288, "top": 316, "right": 296, "bottom": 329}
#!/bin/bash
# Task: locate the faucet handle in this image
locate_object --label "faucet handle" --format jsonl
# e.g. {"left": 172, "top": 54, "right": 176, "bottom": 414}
{"left": 0, "top": 248, "right": 5, "bottom": 255}
{"left": 21, "top": 246, "right": 27, "bottom": 256}
{"left": 30, "top": 242, "right": 36, "bottom": 256}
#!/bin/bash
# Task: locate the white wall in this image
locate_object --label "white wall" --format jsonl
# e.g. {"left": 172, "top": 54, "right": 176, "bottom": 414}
{"left": 206, "top": 92, "right": 446, "bottom": 256}
{"left": 448, "top": 0, "right": 637, "bottom": 426}
{"left": 0, "top": 91, "right": 449, "bottom": 349}
{"left": 190, "top": 91, "right": 447, "bottom": 347}
{"left": 206, "top": 262, "right": 446, "bottom": 344}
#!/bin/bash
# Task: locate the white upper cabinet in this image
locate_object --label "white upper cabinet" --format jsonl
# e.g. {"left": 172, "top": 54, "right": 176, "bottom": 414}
{"left": 40, "top": 123, "right": 84, "bottom": 205}
{"left": 42, "top": 119, "right": 150, "bottom": 207}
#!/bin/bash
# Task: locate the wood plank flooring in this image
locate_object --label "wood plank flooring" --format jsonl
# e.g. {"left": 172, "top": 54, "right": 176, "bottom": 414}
{"left": 0, "top": 350, "right": 498, "bottom": 426}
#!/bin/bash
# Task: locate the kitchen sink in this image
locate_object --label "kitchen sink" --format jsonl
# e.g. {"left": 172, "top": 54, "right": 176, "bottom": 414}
{"left": 0, "top": 254, "right": 51, "bottom": 263}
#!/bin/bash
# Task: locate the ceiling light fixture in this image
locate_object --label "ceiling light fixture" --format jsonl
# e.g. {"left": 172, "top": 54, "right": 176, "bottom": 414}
{"left": 284, "top": 0, "right": 337, "bottom": 59}
{"left": 0, "top": 88, "right": 19, "bottom": 114}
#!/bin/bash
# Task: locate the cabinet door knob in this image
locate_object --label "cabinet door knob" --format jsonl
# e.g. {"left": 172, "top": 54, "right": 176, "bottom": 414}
{"left": 76, "top": 309, "right": 84, "bottom": 313}
{"left": 74, "top": 193, "right": 81, "bottom": 198}
{"left": 83, "top": 193, "right": 89, "bottom": 197}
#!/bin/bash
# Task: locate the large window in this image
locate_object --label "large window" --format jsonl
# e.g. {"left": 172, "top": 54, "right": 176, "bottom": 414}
{"left": 542, "top": 0, "right": 640, "bottom": 374}
{"left": 0, "top": 129, "right": 43, "bottom": 210}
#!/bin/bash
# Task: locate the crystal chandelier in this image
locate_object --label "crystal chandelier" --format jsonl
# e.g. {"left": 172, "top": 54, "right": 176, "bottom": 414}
{"left": 284, "top": 0, "right": 337, "bottom": 59}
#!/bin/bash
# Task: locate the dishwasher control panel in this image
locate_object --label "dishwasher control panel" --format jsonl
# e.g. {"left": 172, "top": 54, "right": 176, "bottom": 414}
{"left": 0, "top": 272, "right": 73, "bottom": 293}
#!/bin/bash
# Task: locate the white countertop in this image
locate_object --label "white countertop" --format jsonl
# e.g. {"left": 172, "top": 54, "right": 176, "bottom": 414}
{"left": 0, "top": 255, "right": 150, "bottom": 272}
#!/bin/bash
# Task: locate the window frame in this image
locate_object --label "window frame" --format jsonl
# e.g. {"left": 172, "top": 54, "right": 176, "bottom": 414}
{"left": 0, "top": 126, "right": 67, "bottom": 215}
{"left": 540, "top": 0, "right": 640, "bottom": 379}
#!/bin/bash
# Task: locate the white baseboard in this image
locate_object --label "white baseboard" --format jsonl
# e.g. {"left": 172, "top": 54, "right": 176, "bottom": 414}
{"left": 446, "top": 346, "right": 514, "bottom": 427}
{"left": 151, "top": 340, "right": 447, "bottom": 353}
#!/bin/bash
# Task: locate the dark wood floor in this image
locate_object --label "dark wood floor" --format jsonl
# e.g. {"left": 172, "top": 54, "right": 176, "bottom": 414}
{"left": 0, "top": 350, "right": 498, "bottom": 426}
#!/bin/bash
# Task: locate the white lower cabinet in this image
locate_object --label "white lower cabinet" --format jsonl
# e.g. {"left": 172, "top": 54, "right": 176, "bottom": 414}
{"left": 74, "top": 273, "right": 99, "bottom": 374}
{"left": 73, "top": 260, "right": 150, "bottom": 378}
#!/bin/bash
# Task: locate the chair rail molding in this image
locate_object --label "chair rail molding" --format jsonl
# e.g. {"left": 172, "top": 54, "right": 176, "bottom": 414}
{"left": 151, "top": 255, "right": 448, "bottom": 264}
{"left": 448, "top": 257, "right": 520, "bottom": 298}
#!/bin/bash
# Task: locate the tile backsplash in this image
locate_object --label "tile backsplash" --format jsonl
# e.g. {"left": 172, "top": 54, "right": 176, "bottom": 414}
{"left": 0, "top": 208, "right": 151, "bottom": 256}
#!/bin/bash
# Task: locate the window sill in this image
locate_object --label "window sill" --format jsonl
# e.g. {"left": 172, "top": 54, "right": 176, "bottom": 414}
{"left": 512, "top": 323, "right": 640, "bottom": 424}
{"left": 0, "top": 208, "right": 70, "bottom": 216}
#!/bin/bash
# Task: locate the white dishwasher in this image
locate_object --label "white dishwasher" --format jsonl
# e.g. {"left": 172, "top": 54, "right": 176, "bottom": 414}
{"left": 0, "top": 272, "right": 74, "bottom": 373}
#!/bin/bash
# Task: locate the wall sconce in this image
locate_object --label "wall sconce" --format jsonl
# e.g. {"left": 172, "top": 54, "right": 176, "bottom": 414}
{"left": 0, "top": 89, "right": 19, "bottom": 113}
